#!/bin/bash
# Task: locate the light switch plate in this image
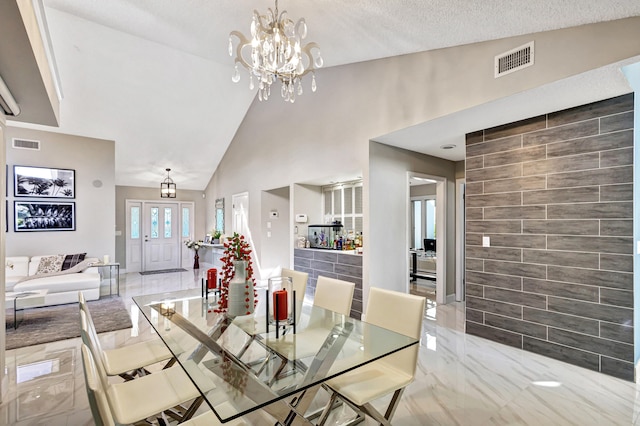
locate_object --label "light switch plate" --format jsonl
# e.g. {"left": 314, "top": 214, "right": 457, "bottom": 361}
{"left": 482, "top": 236, "right": 490, "bottom": 247}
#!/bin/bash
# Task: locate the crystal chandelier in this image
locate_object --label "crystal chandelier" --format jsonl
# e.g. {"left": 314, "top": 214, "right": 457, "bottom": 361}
{"left": 228, "top": 0, "right": 323, "bottom": 103}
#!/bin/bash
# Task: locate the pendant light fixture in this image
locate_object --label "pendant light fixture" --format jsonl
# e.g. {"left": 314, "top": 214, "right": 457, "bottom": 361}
{"left": 160, "top": 168, "right": 176, "bottom": 198}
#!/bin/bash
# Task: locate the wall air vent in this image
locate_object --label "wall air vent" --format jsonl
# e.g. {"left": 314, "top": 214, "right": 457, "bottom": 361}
{"left": 12, "top": 138, "right": 41, "bottom": 151}
{"left": 495, "top": 41, "right": 534, "bottom": 78}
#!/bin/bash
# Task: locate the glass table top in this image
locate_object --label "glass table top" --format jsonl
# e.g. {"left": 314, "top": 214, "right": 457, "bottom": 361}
{"left": 133, "top": 289, "right": 418, "bottom": 423}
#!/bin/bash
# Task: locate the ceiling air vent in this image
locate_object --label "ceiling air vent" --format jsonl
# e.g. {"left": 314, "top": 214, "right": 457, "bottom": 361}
{"left": 12, "top": 138, "right": 41, "bottom": 151}
{"left": 495, "top": 41, "right": 534, "bottom": 78}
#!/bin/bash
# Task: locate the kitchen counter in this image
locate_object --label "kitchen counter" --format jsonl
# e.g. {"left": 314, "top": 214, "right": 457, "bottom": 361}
{"left": 294, "top": 248, "right": 363, "bottom": 318}
{"left": 296, "top": 247, "right": 362, "bottom": 256}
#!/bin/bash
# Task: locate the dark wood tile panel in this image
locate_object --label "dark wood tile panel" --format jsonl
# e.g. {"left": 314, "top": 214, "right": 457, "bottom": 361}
{"left": 485, "top": 313, "right": 547, "bottom": 339}
{"left": 523, "top": 337, "right": 599, "bottom": 372}
{"left": 523, "top": 308, "right": 599, "bottom": 336}
{"left": 467, "top": 322, "right": 523, "bottom": 349}
{"left": 523, "top": 220, "right": 599, "bottom": 235}
{"left": 600, "top": 254, "right": 633, "bottom": 273}
{"left": 466, "top": 135, "right": 522, "bottom": 157}
{"left": 546, "top": 93, "right": 633, "bottom": 127}
{"left": 484, "top": 206, "right": 546, "bottom": 220}
{"left": 464, "top": 94, "right": 634, "bottom": 380}
{"left": 600, "top": 111, "right": 634, "bottom": 133}
{"left": 600, "top": 184, "right": 633, "bottom": 202}
{"left": 484, "top": 260, "right": 547, "bottom": 279}
{"left": 465, "top": 271, "right": 521, "bottom": 290}
{"left": 546, "top": 130, "right": 633, "bottom": 158}
{"left": 522, "top": 278, "right": 598, "bottom": 302}
{"left": 482, "top": 234, "right": 547, "bottom": 249}
{"left": 523, "top": 119, "right": 599, "bottom": 147}
{"left": 484, "top": 115, "right": 547, "bottom": 141}
{"left": 522, "top": 153, "right": 599, "bottom": 176}
{"left": 484, "top": 146, "right": 546, "bottom": 168}
{"left": 483, "top": 176, "right": 546, "bottom": 193}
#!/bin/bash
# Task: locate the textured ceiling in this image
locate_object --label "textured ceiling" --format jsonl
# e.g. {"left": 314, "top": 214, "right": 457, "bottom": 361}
{"left": 12, "top": 0, "right": 640, "bottom": 189}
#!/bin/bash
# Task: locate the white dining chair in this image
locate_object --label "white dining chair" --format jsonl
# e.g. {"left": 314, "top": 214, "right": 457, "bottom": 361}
{"left": 314, "top": 276, "right": 355, "bottom": 316}
{"left": 80, "top": 310, "right": 210, "bottom": 424}
{"left": 317, "top": 287, "right": 426, "bottom": 426}
{"left": 78, "top": 291, "right": 174, "bottom": 380}
{"left": 80, "top": 343, "right": 246, "bottom": 426}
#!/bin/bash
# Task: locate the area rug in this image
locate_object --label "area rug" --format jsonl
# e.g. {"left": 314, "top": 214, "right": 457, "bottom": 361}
{"left": 139, "top": 268, "right": 187, "bottom": 275}
{"left": 5, "top": 297, "right": 132, "bottom": 350}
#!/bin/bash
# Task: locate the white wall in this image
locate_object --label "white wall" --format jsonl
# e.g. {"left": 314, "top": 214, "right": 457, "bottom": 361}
{"left": 5, "top": 127, "right": 115, "bottom": 260}
{"left": 368, "top": 142, "right": 457, "bottom": 298}
{"left": 292, "top": 184, "right": 323, "bottom": 252}
{"left": 260, "top": 187, "right": 290, "bottom": 270}
{"left": 410, "top": 183, "right": 436, "bottom": 197}
{"left": 0, "top": 115, "right": 6, "bottom": 402}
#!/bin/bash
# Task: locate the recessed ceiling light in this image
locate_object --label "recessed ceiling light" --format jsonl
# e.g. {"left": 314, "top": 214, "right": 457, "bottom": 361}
{"left": 440, "top": 144, "right": 456, "bottom": 150}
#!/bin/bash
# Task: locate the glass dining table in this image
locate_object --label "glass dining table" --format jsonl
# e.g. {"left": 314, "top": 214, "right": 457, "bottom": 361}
{"left": 133, "top": 288, "right": 418, "bottom": 425}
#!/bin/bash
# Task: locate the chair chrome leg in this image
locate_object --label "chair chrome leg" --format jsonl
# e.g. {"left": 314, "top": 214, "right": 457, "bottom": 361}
{"left": 383, "top": 388, "right": 405, "bottom": 421}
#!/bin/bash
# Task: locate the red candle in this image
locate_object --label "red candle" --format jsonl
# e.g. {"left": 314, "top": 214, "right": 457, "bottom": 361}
{"left": 273, "top": 289, "right": 288, "bottom": 321}
{"left": 207, "top": 268, "right": 217, "bottom": 289}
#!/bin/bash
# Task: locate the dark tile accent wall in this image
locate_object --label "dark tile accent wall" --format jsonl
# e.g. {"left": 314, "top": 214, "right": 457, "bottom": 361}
{"left": 293, "top": 248, "right": 363, "bottom": 318}
{"left": 464, "top": 94, "right": 635, "bottom": 381}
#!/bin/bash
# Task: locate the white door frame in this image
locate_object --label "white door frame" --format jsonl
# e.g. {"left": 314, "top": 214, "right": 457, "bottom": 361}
{"left": 125, "top": 199, "right": 194, "bottom": 272}
{"left": 407, "top": 172, "right": 447, "bottom": 305}
{"left": 455, "top": 178, "right": 465, "bottom": 302}
{"left": 232, "top": 192, "right": 249, "bottom": 236}
{"left": 180, "top": 202, "right": 195, "bottom": 267}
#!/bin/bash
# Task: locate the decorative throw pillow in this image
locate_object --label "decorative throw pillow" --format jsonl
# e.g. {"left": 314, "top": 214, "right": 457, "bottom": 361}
{"left": 36, "top": 255, "right": 65, "bottom": 275}
{"left": 61, "top": 253, "right": 86, "bottom": 271}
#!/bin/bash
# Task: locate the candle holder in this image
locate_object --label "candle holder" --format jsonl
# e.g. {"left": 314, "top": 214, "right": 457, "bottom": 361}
{"left": 266, "top": 276, "right": 296, "bottom": 338}
{"left": 202, "top": 268, "right": 220, "bottom": 300}
{"left": 159, "top": 301, "right": 175, "bottom": 316}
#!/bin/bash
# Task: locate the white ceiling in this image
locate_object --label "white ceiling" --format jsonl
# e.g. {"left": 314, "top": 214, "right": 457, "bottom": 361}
{"left": 10, "top": 0, "right": 640, "bottom": 189}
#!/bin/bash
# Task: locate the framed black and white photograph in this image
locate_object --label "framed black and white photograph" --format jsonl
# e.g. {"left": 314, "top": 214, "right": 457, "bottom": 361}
{"left": 14, "top": 201, "right": 76, "bottom": 232}
{"left": 14, "top": 165, "right": 75, "bottom": 198}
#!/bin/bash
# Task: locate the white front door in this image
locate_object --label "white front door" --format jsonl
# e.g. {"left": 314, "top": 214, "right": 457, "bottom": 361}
{"left": 143, "top": 203, "right": 179, "bottom": 271}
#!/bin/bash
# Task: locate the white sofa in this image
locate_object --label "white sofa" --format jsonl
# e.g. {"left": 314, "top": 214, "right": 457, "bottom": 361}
{"left": 6, "top": 255, "right": 101, "bottom": 307}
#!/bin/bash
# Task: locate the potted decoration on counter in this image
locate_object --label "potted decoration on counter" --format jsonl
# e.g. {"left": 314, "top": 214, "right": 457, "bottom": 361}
{"left": 216, "top": 232, "right": 257, "bottom": 316}
{"left": 212, "top": 230, "right": 222, "bottom": 244}
{"left": 184, "top": 239, "right": 203, "bottom": 269}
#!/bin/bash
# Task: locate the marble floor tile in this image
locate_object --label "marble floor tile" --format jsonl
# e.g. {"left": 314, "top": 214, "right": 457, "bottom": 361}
{"left": 1, "top": 263, "right": 639, "bottom": 425}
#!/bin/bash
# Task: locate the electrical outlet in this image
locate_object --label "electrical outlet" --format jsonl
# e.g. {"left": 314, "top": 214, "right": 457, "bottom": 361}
{"left": 482, "top": 236, "right": 490, "bottom": 247}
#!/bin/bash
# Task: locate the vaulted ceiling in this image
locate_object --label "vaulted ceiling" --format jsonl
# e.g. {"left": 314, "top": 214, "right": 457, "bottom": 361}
{"left": 5, "top": 0, "right": 640, "bottom": 189}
